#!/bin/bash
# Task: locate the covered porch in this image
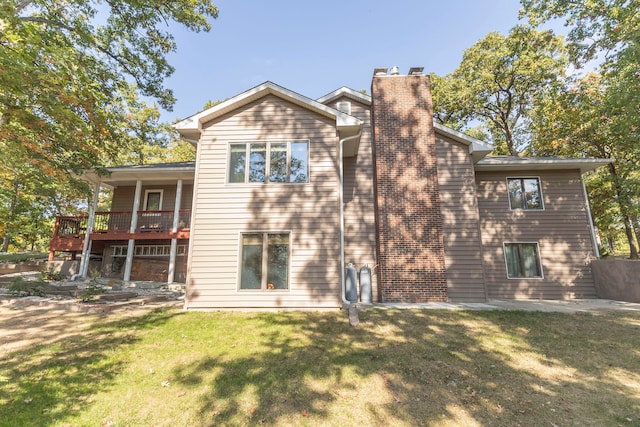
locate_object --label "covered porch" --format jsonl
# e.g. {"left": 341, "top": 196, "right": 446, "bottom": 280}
{"left": 48, "top": 162, "right": 196, "bottom": 284}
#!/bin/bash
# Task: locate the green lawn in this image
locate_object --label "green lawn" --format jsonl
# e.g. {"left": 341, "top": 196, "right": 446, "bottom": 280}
{"left": 1, "top": 307, "right": 639, "bottom": 426}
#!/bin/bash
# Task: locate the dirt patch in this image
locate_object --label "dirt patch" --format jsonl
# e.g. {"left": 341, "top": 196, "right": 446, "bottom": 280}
{"left": 0, "top": 298, "right": 180, "bottom": 359}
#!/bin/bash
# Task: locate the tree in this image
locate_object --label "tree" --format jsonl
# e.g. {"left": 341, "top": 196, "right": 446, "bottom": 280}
{"left": 530, "top": 73, "right": 640, "bottom": 258}
{"left": 520, "top": 0, "right": 639, "bottom": 65}
{"left": 432, "top": 25, "right": 568, "bottom": 156}
{"left": 0, "top": 0, "right": 215, "bottom": 251}
{"left": 1, "top": 0, "right": 217, "bottom": 180}
{"left": 521, "top": 0, "right": 640, "bottom": 258}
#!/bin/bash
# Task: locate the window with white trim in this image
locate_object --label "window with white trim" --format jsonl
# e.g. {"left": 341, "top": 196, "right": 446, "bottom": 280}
{"left": 507, "top": 178, "right": 543, "bottom": 210}
{"left": 144, "top": 189, "right": 163, "bottom": 211}
{"left": 503, "top": 242, "right": 543, "bottom": 278}
{"left": 239, "top": 233, "right": 290, "bottom": 290}
{"left": 228, "top": 141, "right": 309, "bottom": 184}
{"left": 112, "top": 245, "right": 186, "bottom": 257}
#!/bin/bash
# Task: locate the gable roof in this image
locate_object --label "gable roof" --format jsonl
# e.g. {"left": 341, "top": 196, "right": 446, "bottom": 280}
{"left": 433, "top": 123, "right": 494, "bottom": 162}
{"left": 475, "top": 156, "right": 613, "bottom": 173}
{"left": 318, "top": 88, "right": 493, "bottom": 162}
{"left": 316, "top": 87, "right": 372, "bottom": 105}
{"left": 174, "top": 81, "right": 363, "bottom": 142}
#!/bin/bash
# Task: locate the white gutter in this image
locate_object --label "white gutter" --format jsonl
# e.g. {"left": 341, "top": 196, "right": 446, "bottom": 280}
{"left": 339, "top": 129, "right": 362, "bottom": 306}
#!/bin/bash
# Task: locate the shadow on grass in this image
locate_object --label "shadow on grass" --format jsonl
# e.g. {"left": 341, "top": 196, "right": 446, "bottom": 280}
{"left": 0, "top": 307, "right": 180, "bottom": 426}
{"left": 170, "top": 309, "right": 640, "bottom": 426}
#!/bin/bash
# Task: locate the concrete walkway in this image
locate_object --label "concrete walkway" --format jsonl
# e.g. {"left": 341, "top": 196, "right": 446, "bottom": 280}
{"left": 367, "top": 299, "right": 640, "bottom": 313}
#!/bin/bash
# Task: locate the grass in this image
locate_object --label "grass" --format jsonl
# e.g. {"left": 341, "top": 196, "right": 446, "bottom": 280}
{"left": 1, "top": 307, "right": 639, "bottom": 426}
{"left": 0, "top": 252, "right": 49, "bottom": 263}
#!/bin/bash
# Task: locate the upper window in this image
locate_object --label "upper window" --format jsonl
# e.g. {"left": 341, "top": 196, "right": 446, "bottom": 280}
{"left": 504, "top": 242, "right": 543, "bottom": 279}
{"left": 239, "top": 233, "right": 290, "bottom": 291}
{"left": 507, "top": 178, "right": 543, "bottom": 210}
{"left": 144, "top": 190, "right": 163, "bottom": 211}
{"left": 228, "top": 141, "right": 309, "bottom": 184}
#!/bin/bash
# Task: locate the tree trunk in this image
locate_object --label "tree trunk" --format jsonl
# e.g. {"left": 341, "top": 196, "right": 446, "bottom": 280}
{"left": 1, "top": 178, "right": 20, "bottom": 252}
{"left": 623, "top": 216, "right": 639, "bottom": 259}
{"left": 631, "top": 215, "right": 640, "bottom": 252}
{"left": 606, "top": 235, "right": 615, "bottom": 256}
{"left": 607, "top": 162, "right": 638, "bottom": 259}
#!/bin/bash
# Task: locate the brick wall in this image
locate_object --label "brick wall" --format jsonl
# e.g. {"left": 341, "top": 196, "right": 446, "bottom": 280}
{"left": 370, "top": 70, "right": 448, "bottom": 302}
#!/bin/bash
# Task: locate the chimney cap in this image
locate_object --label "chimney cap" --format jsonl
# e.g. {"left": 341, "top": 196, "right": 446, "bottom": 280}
{"left": 409, "top": 67, "right": 424, "bottom": 75}
{"left": 373, "top": 67, "right": 388, "bottom": 76}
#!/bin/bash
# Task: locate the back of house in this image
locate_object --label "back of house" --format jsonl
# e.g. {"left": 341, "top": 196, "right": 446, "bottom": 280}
{"left": 49, "top": 67, "right": 609, "bottom": 309}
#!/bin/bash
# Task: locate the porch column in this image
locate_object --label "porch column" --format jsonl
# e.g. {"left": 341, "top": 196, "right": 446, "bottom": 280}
{"left": 168, "top": 179, "right": 183, "bottom": 284}
{"left": 80, "top": 182, "right": 101, "bottom": 278}
{"left": 123, "top": 180, "right": 142, "bottom": 281}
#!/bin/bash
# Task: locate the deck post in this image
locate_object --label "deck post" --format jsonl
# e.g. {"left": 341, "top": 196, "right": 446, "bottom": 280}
{"left": 123, "top": 180, "right": 142, "bottom": 282}
{"left": 167, "top": 179, "right": 182, "bottom": 284}
{"left": 48, "top": 217, "right": 61, "bottom": 261}
{"left": 168, "top": 179, "right": 183, "bottom": 284}
{"left": 80, "top": 182, "right": 101, "bottom": 278}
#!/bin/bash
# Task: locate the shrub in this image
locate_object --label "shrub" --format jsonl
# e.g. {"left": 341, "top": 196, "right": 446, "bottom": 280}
{"left": 8, "top": 277, "right": 49, "bottom": 297}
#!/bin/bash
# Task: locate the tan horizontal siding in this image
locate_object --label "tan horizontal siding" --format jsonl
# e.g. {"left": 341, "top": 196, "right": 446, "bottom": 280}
{"left": 335, "top": 97, "right": 379, "bottom": 302}
{"left": 112, "top": 184, "right": 193, "bottom": 212}
{"left": 187, "top": 95, "right": 343, "bottom": 309}
{"left": 436, "top": 135, "right": 487, "bottom": 302}
{"left": 476, "top": 169, "right": 597, "bottom": 299}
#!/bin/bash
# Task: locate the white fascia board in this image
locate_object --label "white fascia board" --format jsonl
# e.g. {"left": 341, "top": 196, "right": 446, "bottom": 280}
{"left": 173, "top": 81, "right": 361, "bottom": 138}
{"left": 434, "top": 122, "right": 494, "bottom": 162}
{"left": 317, "top": 87, "right": 372, "bottom": 105}
{"left": 475, "top": 157, "right": 613, "bottom": 173}
{"left": 83, "top": 163, "right": 196, "bottom": 187}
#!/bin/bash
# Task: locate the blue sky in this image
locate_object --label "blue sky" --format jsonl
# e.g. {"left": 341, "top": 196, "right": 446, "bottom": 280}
{"left": 162, "top": 0, "right": 528, "bottom": 122}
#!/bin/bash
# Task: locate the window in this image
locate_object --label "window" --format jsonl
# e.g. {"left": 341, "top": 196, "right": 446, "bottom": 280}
{"left": 239, "top": 233, "right": 290, "bottom": 290}
{"left": 507, "top": 178, "right": 543, "bottom": 210}
{"left": 228, "top": 141, "right": 309, "bottom": 184}
{"left": 336, "top": 101, "right": 351, "bottom": 115}
{"left": 503, "top": 243, "right": 543, "bottom": 278}
{"left": 144, "top": 190, "right": 163, "bottom": 211}
{"left": 112, "top": 245, "right": 186, "bottom": 257}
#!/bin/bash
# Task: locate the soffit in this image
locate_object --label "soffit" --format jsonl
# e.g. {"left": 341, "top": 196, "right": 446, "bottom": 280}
{"left": 84, "top": 162, "right": 196, "bottom": 188}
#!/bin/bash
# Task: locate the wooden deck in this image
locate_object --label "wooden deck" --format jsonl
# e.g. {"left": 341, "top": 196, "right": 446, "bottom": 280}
{"left": 49, "top": 210, "right": 191, "bottom": 254}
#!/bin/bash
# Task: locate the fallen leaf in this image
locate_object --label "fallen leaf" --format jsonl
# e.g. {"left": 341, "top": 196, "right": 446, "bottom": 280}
{"left": 302, "top": 409, "right": 309, "bottom": 417}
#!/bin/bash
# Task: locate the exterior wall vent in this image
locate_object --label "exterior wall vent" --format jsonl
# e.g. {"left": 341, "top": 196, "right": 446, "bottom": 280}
{"left": 336, "top": 101, "right": 351, "bottom": 115}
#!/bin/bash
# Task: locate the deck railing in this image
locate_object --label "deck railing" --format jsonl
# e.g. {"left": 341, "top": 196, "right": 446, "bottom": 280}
{"left": 53, "top": 210, "right": 191, "bottom": 238}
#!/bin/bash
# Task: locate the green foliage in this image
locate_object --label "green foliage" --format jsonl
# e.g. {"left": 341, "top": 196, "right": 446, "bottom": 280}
{"left": 431, "top": 25, "right": 568, "bottom": 155}
{"left": 521, "top": 0, "right": 640, "bottom": 257}
{"left": 520, "top": 0, "right": 639, "bottom": 66}
{"left": 78, "top": 279, "right": 106, "bottom": 302}
{"left": 8, "top": 277, "right": 49, "bottom": 297}
{"left": 0, "top": 252, "right": 48, "bottom": 263}
{"left": 39, "top": 271, "right": 65, "bottom": 281}
{"left": 1, "top": 0, "right": 214, "bottom": 248}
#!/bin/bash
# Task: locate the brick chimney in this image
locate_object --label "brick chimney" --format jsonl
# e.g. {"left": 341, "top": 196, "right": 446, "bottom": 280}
{"left": 370, "top": 67, "right": 447, "bottom": 302}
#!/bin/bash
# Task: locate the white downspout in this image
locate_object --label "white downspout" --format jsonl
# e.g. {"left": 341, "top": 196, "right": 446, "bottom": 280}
{"left": 581, "top": 177, "right": 600, "bottom": 258}
{"left": 339, "top": 129, "right": 362, "bottom": 306}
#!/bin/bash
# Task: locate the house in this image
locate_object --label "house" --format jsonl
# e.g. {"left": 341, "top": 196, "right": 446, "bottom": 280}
{"left": 49, "top": 67, "right": 611, "bottom": 309}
